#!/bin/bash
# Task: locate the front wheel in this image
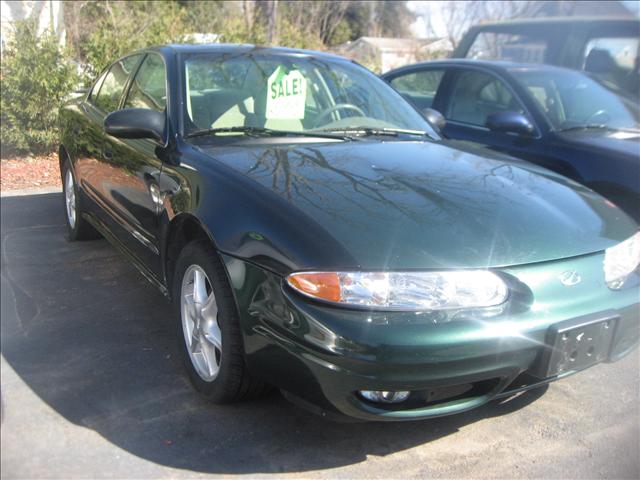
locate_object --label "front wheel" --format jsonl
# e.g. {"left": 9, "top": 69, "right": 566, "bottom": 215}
{"left": 172, "top": 240, "right": 269, "bottom": 403}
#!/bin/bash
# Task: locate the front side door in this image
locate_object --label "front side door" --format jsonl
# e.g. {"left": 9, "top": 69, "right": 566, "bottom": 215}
{"left": 101, "top": 53, "right": 169, "bottom": 279}
{"left": 432, "top": 68, "right": 562, "bottom": 168}
{"left": 76, "top": 55, "right": 142, "bottom": 213}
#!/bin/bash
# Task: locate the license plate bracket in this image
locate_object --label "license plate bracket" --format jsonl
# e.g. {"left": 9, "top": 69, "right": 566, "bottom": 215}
{"left": 535, "top": 311, "right": 618, "bottom": 378}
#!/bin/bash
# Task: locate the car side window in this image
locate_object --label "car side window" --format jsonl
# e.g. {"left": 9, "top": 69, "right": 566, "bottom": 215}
{"left": 466, "top": 32, "right": 549, "bottom": 64}
{"left": 447, "top": 70, "right": 524, "bottom": 127}
{"left": 124, "top": 54, "right": 167, "bottom": 112}
{"left": 389, "top": 70, "right": 445, "bottom": 111}
{"left": 583, "top": 36, "right": 639, "bottom": 94}
{"left": 93, "top": 54, "right": 142, "bottom": 114}
{"left": 88, "top": 70, "right": 108, "bottom": 103}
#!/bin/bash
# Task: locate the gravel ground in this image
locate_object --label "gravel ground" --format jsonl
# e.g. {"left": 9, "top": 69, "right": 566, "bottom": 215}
{"left": 0, "top": 154, "right": 61, "bottom": 192}
{"left": 1, "top": 191, "right": 638, "bottom": 479}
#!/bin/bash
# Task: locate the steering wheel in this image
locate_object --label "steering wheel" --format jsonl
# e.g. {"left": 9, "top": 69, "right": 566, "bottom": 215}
{"left": 584, "top": 109, "right": 609, "bottom": 124}
{"left": 313, "top": 103, "right": 366, "bottom": 127}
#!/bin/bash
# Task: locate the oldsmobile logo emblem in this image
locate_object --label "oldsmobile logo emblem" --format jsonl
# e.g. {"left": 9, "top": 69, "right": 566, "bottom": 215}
{"left": 559, "top": 270, "right": 581, "bottom": 286}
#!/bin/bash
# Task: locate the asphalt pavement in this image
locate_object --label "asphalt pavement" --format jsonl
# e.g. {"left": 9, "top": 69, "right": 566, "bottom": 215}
{"left": 1, "top": 191, "right": 638, "bottom": 479}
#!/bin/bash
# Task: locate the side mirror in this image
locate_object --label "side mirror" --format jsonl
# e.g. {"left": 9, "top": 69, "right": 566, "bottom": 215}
{"left": 486, "top": 111, "right": 534, "bottom": 136}
{"left": 104, "top": 108, "right": 166, "bottom": 143}
{"left": 421, "top": 107, "right": 446, "bottom": 132}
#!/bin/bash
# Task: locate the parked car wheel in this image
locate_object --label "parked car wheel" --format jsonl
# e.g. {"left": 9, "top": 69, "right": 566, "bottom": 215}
{"left": 173, "top": 240, "right": 269, "bottom": 403}
{"left": 62, "top": 160, "right": 100, "bottom": 241}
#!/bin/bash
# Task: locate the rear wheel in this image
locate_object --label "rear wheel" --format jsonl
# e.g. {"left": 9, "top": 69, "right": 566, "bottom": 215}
{"left": 173, "top": 240, "right": 269, "bottom": 403}
{"left": 62, "top": 160, "right": 100, "bottom": 241}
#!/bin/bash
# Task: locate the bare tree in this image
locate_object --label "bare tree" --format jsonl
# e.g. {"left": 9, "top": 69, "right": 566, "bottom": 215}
{"left": 416, "top": 1, "right": 541, "bottom": 49}
{"left": 266, "top": 0, "right": 278, "bottom": 44}
{"left": 283, "top": 1, "right": 350, "bottom": 45}
{"left": 438, "top": 1, "right": 485, "bottom": 49}
{"left": 242, "top": 0, "right": 256, "bottom": 33}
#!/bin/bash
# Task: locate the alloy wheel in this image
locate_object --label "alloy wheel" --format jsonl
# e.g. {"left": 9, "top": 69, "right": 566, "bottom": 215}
{"left": 180, "top": 265, "right": 222, "bottom": 381}
{"left": 65, "top": 169, "right": 76, "bottom": 228}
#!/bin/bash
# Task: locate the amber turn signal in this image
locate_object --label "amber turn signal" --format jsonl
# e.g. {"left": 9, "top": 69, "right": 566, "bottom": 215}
{"left": 286, "top": 272, "right": 342, "bottom": 302}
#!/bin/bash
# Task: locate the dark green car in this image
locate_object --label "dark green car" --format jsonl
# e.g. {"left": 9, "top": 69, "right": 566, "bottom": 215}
{"left": 58, "top": 45, "right": 640, "bottom": 421}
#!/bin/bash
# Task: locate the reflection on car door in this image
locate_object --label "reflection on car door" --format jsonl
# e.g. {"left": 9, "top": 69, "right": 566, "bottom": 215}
{"left": 73, "top": 55, "right": 142, "bottom": 222}
{"left": 100, "top": 53, "right": 169, "bottom": 279}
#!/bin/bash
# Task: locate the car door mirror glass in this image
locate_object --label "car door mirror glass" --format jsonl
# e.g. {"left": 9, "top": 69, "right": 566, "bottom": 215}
{"left": 485, "top": 111, "right": 535, "bottom": 136}
{"left": 104, "top": 108, "right": 166, "bottom": 143}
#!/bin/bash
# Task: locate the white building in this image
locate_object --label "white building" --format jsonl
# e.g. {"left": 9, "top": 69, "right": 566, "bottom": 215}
{"left": 1, "top": 0, "right": 65, "bottom": 53}
{"left": 333, "top": 37, "right": 453, "bottom": 73}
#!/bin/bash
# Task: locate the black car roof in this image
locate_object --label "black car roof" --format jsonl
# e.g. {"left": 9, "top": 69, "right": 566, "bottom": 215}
{"left": 146, "top": 43, "right": 349, "bottom": 61}
{"left": 383, "top": 59, "right": 583, "bottom": 77}
{"left": 468, "top": 16, "right": 639, "bottom": 30}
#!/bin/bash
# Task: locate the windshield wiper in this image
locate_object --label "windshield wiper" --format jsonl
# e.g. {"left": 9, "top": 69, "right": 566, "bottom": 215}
{"left": 556, "top": 124, "right": 612, "bottom": 133}
{"left": 184, "top": 126, "right": 350, "bottom": 140}
{"left": 315, "top": 126, "right": 432, "bottom": 139}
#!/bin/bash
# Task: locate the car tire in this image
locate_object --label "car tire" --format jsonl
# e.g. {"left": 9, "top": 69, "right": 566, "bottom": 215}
{"left": 172, "top": 240, "right": 269, "bottom": 403}
{"left": 62, "top": 159, "right": 100, "bottom": 241}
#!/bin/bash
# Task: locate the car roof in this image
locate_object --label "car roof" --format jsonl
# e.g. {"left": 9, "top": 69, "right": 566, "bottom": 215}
{"left": 468, "top": 16, "right": 639, "bottom": 30}
{"left": 144, "top": 43, "right": 349, "bottom": 62}
{"left": 383, "top": 59, "right": 583, "bottom": 77}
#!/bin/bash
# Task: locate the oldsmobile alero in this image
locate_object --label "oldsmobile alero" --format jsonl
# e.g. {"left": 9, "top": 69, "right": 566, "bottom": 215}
{"left": 58, "top": 44, "right": 640, "bottom": 421}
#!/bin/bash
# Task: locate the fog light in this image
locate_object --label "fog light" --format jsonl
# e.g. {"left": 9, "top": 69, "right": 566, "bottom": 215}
{"left": 359, "top": 390, "right": 410, "bottom": 403}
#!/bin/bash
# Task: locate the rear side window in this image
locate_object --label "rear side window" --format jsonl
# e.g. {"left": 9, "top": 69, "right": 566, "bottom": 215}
{"left": 124, "top": 54, "right": 167, "bottom": 111}
{"left": 467, "top": 32, "right": 549, "bottom": 64}
{"left": 447, "top": 70, "right": 525, "bottom": 126}
{"left": 389, "top": 70, "right": 445, "bottom": 110}
{"left": 93, "top": 54, "right": 142, "bottom": 113}
{"left": 88, "top": 70, "right": 108, "bottom": 102}
{"left": 584, "top": 37, "right": 639, "bottom": 72}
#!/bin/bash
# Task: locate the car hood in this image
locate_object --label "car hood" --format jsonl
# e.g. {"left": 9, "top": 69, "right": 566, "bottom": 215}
{"left": 556, "top": 128, "right": 640, "bottom": 158}
{"left": 198, "top": 139, "right": 636, "bottom": 270}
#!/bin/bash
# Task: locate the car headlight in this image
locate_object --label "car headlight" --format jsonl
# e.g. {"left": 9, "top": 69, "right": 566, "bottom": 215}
{"left": 286, "top": 271, "right": 508, "bottom": 310}
{"left": 604, "top": 232, "right": 640, "bottom": 289}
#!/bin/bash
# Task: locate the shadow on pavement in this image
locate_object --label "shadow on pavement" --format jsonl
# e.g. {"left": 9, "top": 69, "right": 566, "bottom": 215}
{"left": 0, "top": 193, "right": 547, "bottom": 474}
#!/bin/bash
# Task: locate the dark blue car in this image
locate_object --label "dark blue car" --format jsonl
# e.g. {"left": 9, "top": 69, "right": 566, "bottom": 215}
{"left": 382, "top": 60, "right": 640, "bottom": 222}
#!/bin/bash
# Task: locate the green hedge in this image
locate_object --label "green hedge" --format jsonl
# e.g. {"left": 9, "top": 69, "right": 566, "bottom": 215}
{"left": 1, "top": 19, "right": 78, "bottom": 156}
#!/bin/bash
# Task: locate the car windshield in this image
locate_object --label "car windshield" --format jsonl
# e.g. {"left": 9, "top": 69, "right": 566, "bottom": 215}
{"left": 511, "top": 68, "right": 640, "bottom": 131}
{"left": 181, "top": 52, "right": 435, "bottom": 138}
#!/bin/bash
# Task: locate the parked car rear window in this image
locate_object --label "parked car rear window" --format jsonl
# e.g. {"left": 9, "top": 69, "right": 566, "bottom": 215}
{"left": 583, "top": 37, "right": 639, "bottom": 94}
{"left": 467, "top": 32, "right": 549, "bottom": 64}
{"left": 511, "top": 68, "right": 639, "bottom": 131}
{"left": 181, "top": 53, "right": 434, "bottom": 135}
{"left": 93, "top": 54, "right": 142, "bottom": 113}
{"left": 389, "top": 70, "right": 445, "bottom": 111}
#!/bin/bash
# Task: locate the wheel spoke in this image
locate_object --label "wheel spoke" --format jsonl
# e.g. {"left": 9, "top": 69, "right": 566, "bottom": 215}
{"left": 201, "top": 291, "right": 218, "bottom": 319}
{"left": 193, "top": 269, "right": 207, "bottom": 305}
{"left": 200, "top": 334, "right": 220, "bottom": 375}
{"left": 190, "top": 327, "right": 201, "bottom": 353}
{"left": 184, "top": 295, "right": 198, "bottom": 322}
{"left": 183, "top": 312, "right": 195, "bottom": 347}
{"left": 202, "top": 318, "right": 222, "bottom": 351}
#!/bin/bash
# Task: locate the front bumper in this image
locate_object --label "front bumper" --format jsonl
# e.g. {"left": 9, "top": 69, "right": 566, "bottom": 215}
{"left": 222, "top": 252, "right": 639, "bottom": 421}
